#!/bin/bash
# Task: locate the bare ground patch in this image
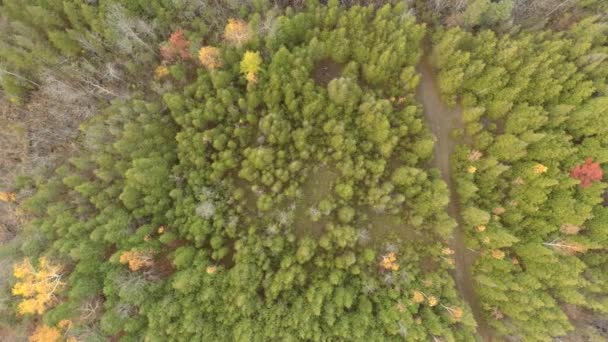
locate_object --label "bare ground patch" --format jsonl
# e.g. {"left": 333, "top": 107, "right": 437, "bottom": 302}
{"left": 361, "top": 209, "right": 423, "bottom": 248}
{"left": 312, "top": 59, "right": 344, "bottom": 86}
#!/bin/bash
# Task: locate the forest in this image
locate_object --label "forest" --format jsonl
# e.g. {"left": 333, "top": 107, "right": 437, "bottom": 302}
{"left": 0, "top": 0, "right": 607, "bottom": 341}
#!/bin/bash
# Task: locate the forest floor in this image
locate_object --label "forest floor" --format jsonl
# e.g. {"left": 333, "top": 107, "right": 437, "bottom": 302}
{"left": 416, "top": 46, "right": 492, "bottom": 341}
{"left": 294, "top": 165, "right": 337, "bottom": 238}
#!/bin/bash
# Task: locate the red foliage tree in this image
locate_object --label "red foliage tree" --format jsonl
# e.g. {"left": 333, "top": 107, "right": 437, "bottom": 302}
{"left": 160, "top": 29, "right": 190, "bottom": 62}
{"left": 570, "top": 158, "right": 603, "bottom": 188}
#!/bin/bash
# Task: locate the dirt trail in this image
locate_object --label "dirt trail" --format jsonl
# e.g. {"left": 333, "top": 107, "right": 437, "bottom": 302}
{"left": 415, "top": 49, "right": 492, "bottom": 341}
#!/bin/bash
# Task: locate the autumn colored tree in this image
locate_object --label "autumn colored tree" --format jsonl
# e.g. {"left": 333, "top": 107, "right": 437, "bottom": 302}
{"left": 240, "top": 51, "right": 262, "bottom": 82}
{"left": 160, "top": 29, "right": 191, "bottom": 62}
{"left": 12, "top": 258, "right": 65, "bottom": 315}
{"left": 224, "top": 19, "right": 251, "bottom": 47}
{"left": 435, "top": 20, "right": 608, "bottom": 341}
{"left": 441, "top": 305, "right": 465, "bottom": 322}
{"left": 532, "top": 163, "right": 548, "bottom": 174}
{"left": 29, "top": 325, "right": 61, "bottom": 342}
{"left": 155, "top": 65, "right": 169, "bottom": 78}
{"left": 0, "top": 191, "right": 16, "bottom": 202}
{"left": 119, "top": 250, "right": 154, "bottom": 271}
{"left": 491, "top": 249, "right": 505, "bottom": 259}
{"left": 379, "top": 252, "right": 399, "bottom": 271}
{"left": 411, "top": 290, "right": 439, "bottom": 307}
{"left": 2, "top": 3, "right": 484, "bottom": 341}
{"left": 412, "top": 290, "right": 425, "bottom": 303}
{"left": 570, "top": 158, "right": 603, "bottom": 188}
{"left": 198, "top": 46, "right": 222, "bottom": 70}
{"left": 28, "top": 320, "right": 75, "bottom": 342}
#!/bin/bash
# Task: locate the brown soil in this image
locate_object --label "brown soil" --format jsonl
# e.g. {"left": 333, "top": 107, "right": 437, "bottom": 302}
{"left": 312, "top": 59, "right": 344, "bottom": 86}
{"left": 152, "top": 256, "right": 176, "bottom": 278}
{"left": 219, "top": 239, "right": 236, "bottom": 268}
{"left": 167, "top": 238, "right": 189, "bottom": 250}
{"left": 421, "top": 256, "right": 439, "bottom": 273}
{"left": 110, "top": 331, "right": 126, "bottom": 342}
{"left": 149, "top": 238, "right": 187, "bottom": 278}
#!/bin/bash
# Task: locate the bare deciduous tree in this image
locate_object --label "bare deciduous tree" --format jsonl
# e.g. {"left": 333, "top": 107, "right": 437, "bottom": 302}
{"left": 106, "top": 4, "right": 157, "bottom": 55}
{"left": 79, "top": 297, "right": 103, "bottom": 321}
{"left": 514, "top": 0, "right": 579, "bottom": 24}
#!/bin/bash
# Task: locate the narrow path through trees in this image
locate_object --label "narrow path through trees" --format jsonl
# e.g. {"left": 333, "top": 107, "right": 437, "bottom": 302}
{"left": 415, "top": 44, "right": 493, "bottom": 341}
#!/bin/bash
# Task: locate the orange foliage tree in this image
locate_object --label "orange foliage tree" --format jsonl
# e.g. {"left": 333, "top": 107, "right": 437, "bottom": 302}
{"left": 198, "top": 46, "right": 222, "bottom": 70}
{"left": 0, "top": 191, "right": 17, "bottom": 202}
{"left": 570, "top": 158, "right": 603, "bottom": 188}
{"left": 160, "top": 29, "right": 191, "bottom": 62}
{"left": 12, "top": 257, "right": 65, "bottom": 315}
{"left": 29, "top": 325, "right": 61, "bottom": 342}
{"left": 119, "top": 250, "right": 154, "bottom": 271}
{"left": 29, "top": 320, "right": 76, "bottom": 342}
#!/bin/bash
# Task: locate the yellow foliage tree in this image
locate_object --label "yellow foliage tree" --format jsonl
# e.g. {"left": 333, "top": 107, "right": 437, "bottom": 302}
{"left": 154, "top": 65, "right": 169, "bottom": 78}
{"left": 491, "top": 249, "right": 505, "bottom": 260}
{"left": 532, "top": 163, "right": 548, "bottom": 174}
{"left": 119, "top": 250, "right": 154, "bottom": 271}
{"left": 224, "top": 19, "right": 251, "bottom": 47}
{"left": 29, "top": 325, "right": 61, "bottom": 342}
{"left": 206, "top": 265, "right": 218, "bottom": 274}
{"left": 12, "top": 257, "right": 65, "bottom": 315}
{"left": 427, "top": 295, "right": 439, "bottom": 307}
{"left": 379, "top": 252, "right": 399, "bottom": 271}
{"left": 412, "top": 290, "right": 425, "bottom": 303}
{"left": 198, "top": 46, "right": 222, "bottom": 70}
{"left": 441, "top": 305, "right": 464, "bottom": 321}
{"left": 57, "top": 319, "right": 72, "bottom": 329}
{"left": 240, "top": 51, "right": 262, "bottom": 83}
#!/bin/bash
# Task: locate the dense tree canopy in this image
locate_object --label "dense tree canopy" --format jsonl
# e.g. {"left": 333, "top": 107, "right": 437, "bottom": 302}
{"left": 1, "top": 2, "right": 479, "bottom": 341}
{"left": 434, "top": 18, "right": 608, "bottom": 341}
{"left": 2, "top": 1, "right": 608, "bottom": 341}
